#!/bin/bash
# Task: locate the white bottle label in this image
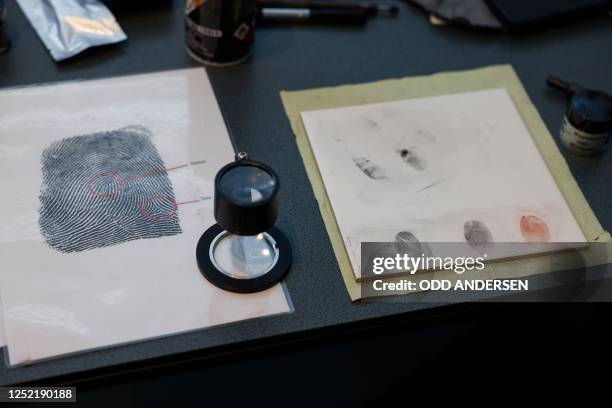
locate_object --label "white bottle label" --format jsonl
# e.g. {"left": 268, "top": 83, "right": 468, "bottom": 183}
{"left": 560, "top": 117, "right": 609, "bottom": 155}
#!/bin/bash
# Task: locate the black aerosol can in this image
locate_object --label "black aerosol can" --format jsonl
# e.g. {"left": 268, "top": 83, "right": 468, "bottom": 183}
{"left": 186, "top": 0, "right": 256, "bottom": 66}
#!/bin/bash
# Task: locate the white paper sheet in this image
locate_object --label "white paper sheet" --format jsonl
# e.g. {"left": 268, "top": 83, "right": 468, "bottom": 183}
{"left": 0, "top": 69, "right": 291, "bottom": 365}
{"left": 301, "top": 89, "right": 586, "bottom": 279}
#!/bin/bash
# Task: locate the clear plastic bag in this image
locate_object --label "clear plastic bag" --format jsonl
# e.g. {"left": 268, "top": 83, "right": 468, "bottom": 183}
{"left": 17, "top": 0, "right": 127, "bottom": 61}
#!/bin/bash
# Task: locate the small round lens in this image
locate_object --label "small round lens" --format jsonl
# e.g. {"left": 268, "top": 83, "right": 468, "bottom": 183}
{"left": 211, "top": 232, "right": 279, "bottom": 279}
{"left": 219, "top": 165, "right": 276, "bottom": 205}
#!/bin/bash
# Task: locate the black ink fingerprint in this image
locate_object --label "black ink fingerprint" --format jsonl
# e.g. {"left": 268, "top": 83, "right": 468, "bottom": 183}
{"left": 464, "top": 220, "right": 493, "bottom": 248}
{"left": 39, "top": 126, "right": 182, "bottom": 253}
{"left": 395, "top": 231, "right": 432, "bottom": 257}
{"left": 353, "top": 157, "right": 386, "bottom": 180}
{"left": 399, "top": 148, "right": 426, "bottom": 171}
{"left": 395, "top": 231, "right": 421, "bottom": 247}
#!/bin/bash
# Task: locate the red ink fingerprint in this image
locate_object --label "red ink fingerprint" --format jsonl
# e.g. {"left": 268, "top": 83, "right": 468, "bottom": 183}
{"left": 140, "top": 196, "right": 178, "bottom": 222}
{"left": 520, "top": 215, "right": 551, "bottom": 242}
{"left": 87, "top": 173, "right": 125, "bottom": 197}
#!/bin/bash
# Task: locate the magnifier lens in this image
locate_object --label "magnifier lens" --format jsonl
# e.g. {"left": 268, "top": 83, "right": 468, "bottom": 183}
{"left": 197, "top": 156, "right": 290, "bottom": 293}
{"left": 219, "top": 165, "right": 276, "bottom": 205}
{"left": 210, "top": 232, "right": 279, "bottom": 279}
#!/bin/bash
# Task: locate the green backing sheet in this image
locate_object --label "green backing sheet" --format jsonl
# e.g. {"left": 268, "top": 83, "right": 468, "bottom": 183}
{"left": 281, "top": 65, "right": 611, "bottom": 301}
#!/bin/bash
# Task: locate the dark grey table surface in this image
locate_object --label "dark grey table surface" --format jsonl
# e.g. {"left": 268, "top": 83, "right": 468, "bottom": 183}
{"left": 0, "top": 0, "right": 611, "bottom": 386}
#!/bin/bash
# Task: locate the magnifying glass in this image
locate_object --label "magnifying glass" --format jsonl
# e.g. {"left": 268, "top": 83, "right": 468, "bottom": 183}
{"left": 196, "top": 152, "right": 291, "bottom": 293}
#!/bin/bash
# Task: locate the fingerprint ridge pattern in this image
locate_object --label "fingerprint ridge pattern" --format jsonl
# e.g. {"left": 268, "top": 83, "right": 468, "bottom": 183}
{"left": 39, "top": 126, "right": 182, "bottom": 253}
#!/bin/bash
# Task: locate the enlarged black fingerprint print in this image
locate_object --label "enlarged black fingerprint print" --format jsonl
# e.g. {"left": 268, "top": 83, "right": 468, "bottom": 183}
{"left": 39, "top": 126, "right": 182, "bottom": 253}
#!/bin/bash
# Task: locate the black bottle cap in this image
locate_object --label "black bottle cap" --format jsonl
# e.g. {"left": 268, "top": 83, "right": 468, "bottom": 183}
{"left": 214, "top": 153, "right": 280, "bottom": 236}
{"left": 567, "top": 90, "right": 612, "bottom": 134}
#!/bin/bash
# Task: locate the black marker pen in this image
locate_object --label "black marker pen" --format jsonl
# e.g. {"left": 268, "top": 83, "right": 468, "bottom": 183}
{"left": 259, "top": 7, "right": 370, "bottom": 24}
{"left": 257, "top": 0, "right": 399, "bottom": 15}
